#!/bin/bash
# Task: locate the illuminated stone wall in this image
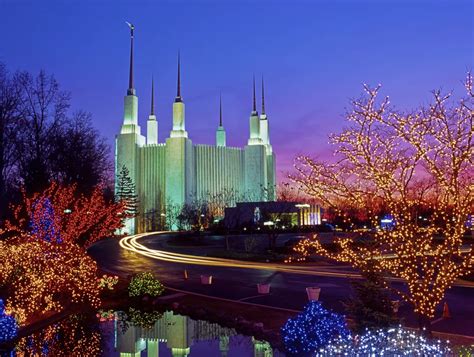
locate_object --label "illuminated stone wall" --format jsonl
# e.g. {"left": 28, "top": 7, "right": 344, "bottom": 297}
{"left": 137, "top": 144, "right": 166, "bottom": 232}
{"left": 195, "top": 145, "right": 244, "bottom": 203}
{"left": 244, "top": 145, "right": 268, "bottom": 201}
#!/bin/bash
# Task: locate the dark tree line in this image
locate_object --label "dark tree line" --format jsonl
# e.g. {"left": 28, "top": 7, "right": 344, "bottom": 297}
{"left": 0, "top": 63, "right": 111, "bottom": 217}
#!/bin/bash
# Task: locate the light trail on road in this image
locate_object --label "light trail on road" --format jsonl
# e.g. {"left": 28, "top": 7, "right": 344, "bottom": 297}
{"left": 119, "top": 232, "right": 362, "bottom": 278}
{"left": 119, "top": 232, "right": 474, "bottom": 287}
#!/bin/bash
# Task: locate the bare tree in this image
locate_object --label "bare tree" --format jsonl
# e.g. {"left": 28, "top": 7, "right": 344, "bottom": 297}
{"left": 0, "top": 65, "right": 112, "bottom": 204}
{"left": 50, "top": 111, "right": 110, "bottom": 194}
{"left": 0, "top": 63, "right": 21, "bottom": 214}
{"left": 15, "top": 70, "right": 70, "bottom": 193}
{"left": 290, "top": 74, "right": 474, "bottom": 333}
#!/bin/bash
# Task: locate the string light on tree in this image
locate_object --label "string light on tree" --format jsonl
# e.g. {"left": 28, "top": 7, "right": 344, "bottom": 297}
{"left": 288, "top": 73, "right": 474, "bottom": 332}
{"left": 3, "top": 181, "right": 126, "bottom": 248}
{"left": 0, "top": 182, "right": 126, "bottom": 325}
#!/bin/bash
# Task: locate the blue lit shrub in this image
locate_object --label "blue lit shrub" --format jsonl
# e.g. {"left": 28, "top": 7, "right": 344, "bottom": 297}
{"left": 281, "top": 301, "right": 350, "bottom": 356}
{"left": 319, "top": 326, "right": 451, "bottom": 356}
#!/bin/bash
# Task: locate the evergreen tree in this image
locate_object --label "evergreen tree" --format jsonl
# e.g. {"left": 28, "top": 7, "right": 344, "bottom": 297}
{"left": 116, "top": 165, "right": 139, "bottom": 218}
{"left": 345, "top": 269, "right": 399, "bottom": 334}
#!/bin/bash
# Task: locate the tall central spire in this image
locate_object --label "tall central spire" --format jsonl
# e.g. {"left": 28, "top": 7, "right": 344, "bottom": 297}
{"left": 175, "top": 52, "right": 182, "bottom": 102}
{"left": 150, "top": 76, "right": 155, "bottom": 115}
{"left": 261, "top": 76, "right": 265, "bottom": 115}
{"left": 216, "top": 93, "right": 226, "bottom": 147}
{"left": 126, "top": 22, "right": 135, "bottom": 95}
{"left": 219, "top": 94, "right": 223, "bottom": 127}
{"left": 252, "top": 76, "right": 257, "bottom": 113}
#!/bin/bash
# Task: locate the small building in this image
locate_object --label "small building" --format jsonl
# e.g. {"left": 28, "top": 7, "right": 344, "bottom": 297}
{"left": 223, "top": 201, "right": 322, "bottom": 229}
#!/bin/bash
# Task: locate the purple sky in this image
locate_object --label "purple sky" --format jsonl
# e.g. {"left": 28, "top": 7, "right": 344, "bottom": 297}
{"left": 1, "top": 0, "right": 472, "bottom": 181}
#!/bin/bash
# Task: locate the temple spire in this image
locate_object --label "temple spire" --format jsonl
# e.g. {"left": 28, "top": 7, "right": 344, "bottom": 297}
{"left": 150, "top": 76, "right": 155, "bottom": 115}
{"left": 219, "top": 94, "right": 223, "bottom": 127}
{"left": 261, "top": 76, "right": 265, "bottom": 115}
{"left": 126, "top": 21, "right": 135, "bottom": 95}
{"left": 175, "top": 52, "right": 182, "bottom": 102}
{"left": 147, "top": 75, "right": 158, "bottom": 144}
{"left": 216, "top": 93, "right": 226, "bottom": 147}
{"left": 252, "top": 76, "right": 257, "bottom": 113}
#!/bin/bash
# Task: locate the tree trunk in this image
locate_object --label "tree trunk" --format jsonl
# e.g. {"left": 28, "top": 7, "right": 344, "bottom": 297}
{"left": 417, "top": 314, "right": 432, "bottom": 337}
{"left": 225, "top": 234, "right": 230, "bottom": 251}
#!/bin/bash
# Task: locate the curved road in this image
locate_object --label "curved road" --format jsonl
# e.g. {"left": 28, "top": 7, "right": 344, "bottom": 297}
{"left": 88, "top": 232, "right": 474, "bottom": 337}
{"left": 119, "top": 232, "right": 363, "bottom": 278}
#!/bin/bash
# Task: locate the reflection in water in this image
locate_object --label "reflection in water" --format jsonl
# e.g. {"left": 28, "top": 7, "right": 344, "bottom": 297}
{"left": 7, "top": 309, "right": 282, "bottom": 356}
{"left": 112, "top": 309, "right": 280, "bottom": 357}
{"left": 15, "top": 314, "right": 101, "bottom": 356}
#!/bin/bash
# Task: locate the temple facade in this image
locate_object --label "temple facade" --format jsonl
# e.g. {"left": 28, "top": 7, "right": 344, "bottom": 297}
{"left": 115, "top": 26, "right": 276, "bottom": 234}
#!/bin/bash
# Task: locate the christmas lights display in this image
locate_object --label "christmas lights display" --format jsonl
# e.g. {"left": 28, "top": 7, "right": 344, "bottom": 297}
{"left": 0, "top": 299, "right": 18, "bottom": 343}
{"left": 96, "top": 309, "right": 116, "bottom": 322}
{"left": 128, "top": 272, "right": 164, "bottom": 298}
{"left": 318, "top": 326, "right": 451, "bottom": 356}
{"left": 0, "top": 238, "right": 100, "bottom": 324}
{"left": 15, "top": 314, "right": 101, "bottom": 356}
{"left": 281, "top": 301, "right": 350, "bottom": 356}
{"left": 30, "top": 197, "right": 61, "bottom": 243}
{"left": 3, "top": 181, "right": 125, "bottom": 248}
{"left": 289, "top": 74, "right": 474, "bottom": 326}
{"left": 0, "top": 182, "right": 126, "bottom": 325}
{"left": 98, "top": 274, "right": 119, "bottom": 290}
{"left": 118, "top": 307, "right": 163, "bottom": 331}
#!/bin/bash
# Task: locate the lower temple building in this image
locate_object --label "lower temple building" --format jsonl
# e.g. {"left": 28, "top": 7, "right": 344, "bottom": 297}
{"left": 223, "top": 201, "right": 322, "bottom": 229}
{"left": 115, "top": 27, "right": 276, "bottom": 234}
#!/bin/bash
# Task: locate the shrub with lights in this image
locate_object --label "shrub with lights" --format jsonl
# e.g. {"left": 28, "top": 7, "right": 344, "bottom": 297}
{"left": 96, "top": 309, "right": 116, "bottom": 322}
{"left": 281, "top": 301, "right": 350, "bottom": 356}
{"left": 0, "top": 239, "right": 100, "bottom": 324}
{"left": 118, "top": 307, "right": 163, "bottom": 331}
{"left": 319, "top": 326, "right": 451, "bottom": 356}
{"left": 0, "top": 299, "right": 18, "bottom": 343}
{"left": 128, "top": 272, "right": 164, "bottom": 298}
{"left": 98, "top": 274, "right": 119, "bottom": 290}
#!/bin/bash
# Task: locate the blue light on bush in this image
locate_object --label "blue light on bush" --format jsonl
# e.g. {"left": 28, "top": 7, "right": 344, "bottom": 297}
{"left": 319, "top": 326, "right": 451, "bottom": 356}
{"left": 281, "top": 301, "right": 350, "bottom": 356}
{"left": 30, "top": 198, "right": 61, "bottom": 243}
{"left": 0, "top": 299, "right": 18, "bottom": 343}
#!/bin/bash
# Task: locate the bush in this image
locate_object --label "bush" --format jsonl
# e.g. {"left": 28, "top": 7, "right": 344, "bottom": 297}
{"left": 128, "top": 272, "right": 164, "bottom": 298}
{"left": 320, "top": 326, "right": 451, "bottom": 356}
{"left": 118, "top": 307, "right": 163, "bottom": 330}
{"left": 281, "top": 301, "right": 350, "bottom": 356}
{"left": 98, "top": 274, "right": 119, "bottom": 290}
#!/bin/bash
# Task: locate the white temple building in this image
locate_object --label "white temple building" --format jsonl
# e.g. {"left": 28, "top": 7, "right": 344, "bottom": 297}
{"left": 115, "top": 25, "right": 276, "bottom": 234}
